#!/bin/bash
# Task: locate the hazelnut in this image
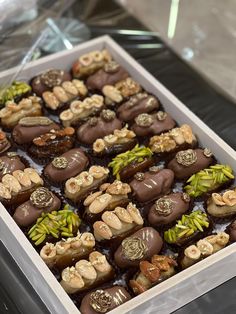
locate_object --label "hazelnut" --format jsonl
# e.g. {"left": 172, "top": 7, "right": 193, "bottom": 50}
{"left": 79, "top": 171, "right": 94, "bottom": 187}
{"left": 89, "top": 165, "right": 109, "bottom": 179}
{"left": 79, "top": 54, "right": 93, "bottom": 67}
{"left": 70, "top": 100, "right": 83, "bottom": 115}
{"left": 80, "top": 232, "right": 95, "bottom": 248}
{"left": 222, "top": 190, "right": 236, "bottom": 206}
{"left": 65, "top": 178, "right": 81, "bottom": 195}
{"left": 93, "top": 139, "right": 106, "bottom": 153}
{"left": 197, "top": 239, "right": 214, "bottom": 256}
{"left": 104, "top": 134, "right": 118, "bottom": 144}
{"left": 184, "top": 245, "right": 201, "bottom": 260}
{"left": 40, "top": 243, "right": 56, "bottom": 261}
{"left": 60, "top": 109, "right": 74, "bottom": 122}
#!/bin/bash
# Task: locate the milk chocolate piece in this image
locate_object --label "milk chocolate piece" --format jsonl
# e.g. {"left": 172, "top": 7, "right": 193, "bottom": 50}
{"left": 130, "top": 168, "right": 174, "bottom": 203}
{"left": 131, "top": 112, "right": 176, "bottom": 137}
{"left": 86, "top": 61, "right": 129, "bottom": 91}
{"left": 77, "top": 110, "right": 122, "bottom": 145}
{"left": 114, "top": 227, "right": 163, "bottom": 268}
{"left": 167, "top": 148, "right": 213, "bottom": 179}
{"left": 28, "top": 127, "right": 75, "bottom": 160}
{"left": 12, "top": 117, "right": 60, "bottom": 145}
{"left": 117, "top": 93, "right": 159, "bottom": 122}
{"left": 148, "top": 192, "right": 190, "bottom": 227}
{"left": 31, "top": 69, "right": 71, "bottom": 96}
{"left": 13, "top": 187, "right": 61, "bottom": 227}
{"left": 80, "top": 286, "right": 131, "bottom": 314}
{"left": 0, "top": 154, "right": 26, "bottom": 180}
{"left": 44, "top": 148, "right": 88, "bottom": 184}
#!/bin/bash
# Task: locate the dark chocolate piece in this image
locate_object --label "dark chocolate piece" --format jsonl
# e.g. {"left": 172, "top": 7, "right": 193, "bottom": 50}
{"left": 86, "top": 61, "right": 129, "bottom": 91}
{"left": 167, "top": 148, "right": 213, "bottom": 179}
{"left": 31, "top": 69, "right": 71, "bottom": 96}
{"left": 13, "top": 187, "right": 61, "bottom": 227}
{"left": 130, "top": 168, "right": 174, "bottom": 203}
{"left": 131, "top": 111, "right": 176, "bottom": 136}
{"left": 77, "top": 110, "right": 122, "bottom": 145}
{"left": 80, "top": 286, "right": 131, "bottom": 314}
{"left": 148, "top": 192, "right": 190, "bottom": 227}
{"left": 44, "top": 148, "right": 88, "bottom": 184}
{"left": 114, "top": 227, "right": 163, "bottom": 268}
{"left": 12, "top": 116, "right": 60, "bottom": 145}
{"left": 28, "top": 127, "right": 75, "bottom": 160}
{"left": 0, "top": 154, "right": 26, "bottom": 180}
{"left": 117, "top": 93, "right": 159, "bottom": 122}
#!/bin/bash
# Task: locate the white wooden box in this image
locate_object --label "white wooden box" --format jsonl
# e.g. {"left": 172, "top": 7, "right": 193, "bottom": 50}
{"left": 0, "top": 35, "right": 236, "bottom": 314}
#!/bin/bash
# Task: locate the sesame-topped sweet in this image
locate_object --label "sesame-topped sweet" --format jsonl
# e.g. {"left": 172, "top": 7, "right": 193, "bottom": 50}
{"left": 60, "top": 94, "right": 104, "bottom": 127}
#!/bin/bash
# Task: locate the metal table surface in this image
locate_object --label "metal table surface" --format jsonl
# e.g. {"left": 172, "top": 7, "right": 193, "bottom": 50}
{"left": 0, "top": 0, "right": 236, "bottom": 313}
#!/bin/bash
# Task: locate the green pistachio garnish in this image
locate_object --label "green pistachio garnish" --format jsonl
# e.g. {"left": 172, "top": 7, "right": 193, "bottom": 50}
{"left": 108, "top": 144, "right": 153, "bottom": 179}
{"left": 28, "top": 204, "right": 81, "bottom": 246}
{"left": 164, "top": 210, "right": 209, "bottom": 244}
{"left": 184, "top": 164, "right": 234, "bottom": 197}
{"left": 0, "top": 81, "right": 31, "bottom": 106}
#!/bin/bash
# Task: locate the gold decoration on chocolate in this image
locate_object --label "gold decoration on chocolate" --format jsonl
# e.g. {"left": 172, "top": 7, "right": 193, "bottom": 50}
{"left": 90, "top": 290, "right": 112, "bottom": 313}
{"left": 30, "top": 187, "right": 53, "bottom": 208}
{"left": 52, "top": 156, "right": 68, "bottom": 169}
{"left": 134, "top": 172, "right": 145, "bottom": 181}
{"left": 155, "top": 198, "right": 173, "bottom": 216}
{"left": 156, "top": 111, "right": 167, "bottom": 121}
{"left": 41, "top": 69, "right": 64, "bottom": 88}
{"left": 104, "top": 61, "right": 120, "bottom": 73}
{"left": 182, "top": 193, "right": 191, "bottom": 203}
{"left": 135, "top": 113, "right": 153, "bottom": 127}
{"left": 101, "top": 109, "right": 116, "bottom": 122}
{"left": 19, "top": 116, "right": 52, "bottom": 127}
{"left": 122, "top": 237, "right": 147, "bottom": 261}
{"left": 88, "top": 117, "right": 98, "bottom": 126}
{"left": 176, "top": 149, "right": 197, "bottom": 167}
{"left": 203, "top": 148, "right": 213, "bottom": 158}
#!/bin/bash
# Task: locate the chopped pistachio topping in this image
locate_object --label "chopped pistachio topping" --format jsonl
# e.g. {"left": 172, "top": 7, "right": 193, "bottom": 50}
{"left": 164, "top": 210, "right": 210, "bottom": 244}
{"left": 184, "top": 164, "right": 234, "bottom": 197}
{"left": 28, "top": 204, "right": 81, "bottom": 246}
{"left": 108, "top": 144, "right": 153, "bottom": 179}
{"left": 0, "top": 81, "right": 31, "bottom": 106}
